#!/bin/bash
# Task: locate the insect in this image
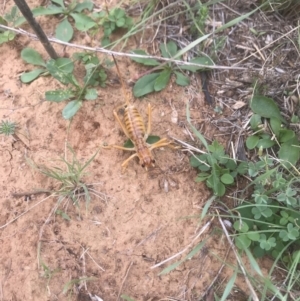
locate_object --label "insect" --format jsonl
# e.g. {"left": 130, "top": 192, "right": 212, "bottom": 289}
{"left": 106, "top": 55, "right": 178, "bottom": 171}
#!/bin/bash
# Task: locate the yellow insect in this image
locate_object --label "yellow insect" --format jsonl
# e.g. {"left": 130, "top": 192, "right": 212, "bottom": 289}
{"left": 106, "top": 55, "right": 178, "bottom": 170}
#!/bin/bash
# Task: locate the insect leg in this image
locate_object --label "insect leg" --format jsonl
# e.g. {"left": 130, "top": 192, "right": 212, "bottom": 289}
{"left": 113, "top": 110, "right": 132, "bottom": 139}
{"left": 146, "top": 103, "right": 152, "bottom": 137}
{"left": 103, "top": 144, "right": 135, "bottom": 151}
{"left": 121, "top": 152, "right": 139, "bottom": 169}
{"left": 149, "top": 138, "right": 179, "bottom": 150}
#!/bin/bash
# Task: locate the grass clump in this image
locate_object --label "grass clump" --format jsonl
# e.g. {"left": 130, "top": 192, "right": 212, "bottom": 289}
{"left": 0, "top": 120, "right": 17, "bottom": 136}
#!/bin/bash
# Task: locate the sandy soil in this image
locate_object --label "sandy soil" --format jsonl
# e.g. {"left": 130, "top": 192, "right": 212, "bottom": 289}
{"left": 0, "top": 2, "right": 274, "bottom": 301}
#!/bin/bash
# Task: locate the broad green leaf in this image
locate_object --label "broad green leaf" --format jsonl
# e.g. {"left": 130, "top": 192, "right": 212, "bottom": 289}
{"left": 174, "top": 71, "right": 190, "bottom": 86}
{"left": 130, "top": 50, "right": 160, "bottom": 66}
{"left": 278, "top": 137, "right": 300, "bottom": 167}
{"left": 32, "top": 6, "right": 64, "bottom": 16}
{"left": 180, "top": 56, "right": 214, "bottom": 72}
{"left": 0, "top": 31, "right": 15, "bottom": 44}
{"left": 154, "top": 69, "right": 172, "bottom": 92}
{"left": 160, "top": 41, "right": 177, "bottom": 58}
{"left": 247, "top": 231, "right": 260, "bottom": 241}
{"left": 133, "top": 73, "right": 160, "bottom": 97}
{"left": 45, "top": 89, "right": 74, "bottom": 102}
{"left": 250, "top": 114, "right": 262, "bottom": 129}
{"left": 74, "top": 1, "right": 94, "bottom": 12}
{"left": 278, "top": 129, "right": 295, "bottom": 143}
{"left": 62, "top": 100, "right": 82, "bottom": 119}
{"left": 84, "top": 88, "right": 97, "bottom": 100}
{"left": 236, "top": 162, "right": 248, "bottom": 175}
{"left": 250, "top": 95, "right": 285, "bottom": 122}
{"left": 116, "top": 17, "right": 125, "bottom": 27}
{"left": 235, "top": 234, "right": 251, "bottom": 249}
{"left": 257, "top": 138, "right": 275, "bottom": 149}
{"left": 246, "top": 135, "right": 259, "bottom": 149}
{"left": 233, "top": 220, "right": 249, "bottom": 232}
{"left": 51, "top": 0, "right": 65, "bottom": 8}
{"left": 20, "top": 69, "right": 45, "bottom": 83}
{"left": 46, "top": 58, "right": 74, "bottom": 84}
{"left": 71, "top": 13, "right": 96, "bottom": 31}
{"left": 270, "top": 117, "right": 281, "bottom": 136}
{"left": 21, "top": 48, "right": 46, "bottom": 66}
{"left": 55, "top": 19, "right": 73, "bottom": 42}
{"left": 146, "top": 135, "right": 160, "bottom": 144}
{"left": 220, "top": 173, "right": 234, "bottom": 184}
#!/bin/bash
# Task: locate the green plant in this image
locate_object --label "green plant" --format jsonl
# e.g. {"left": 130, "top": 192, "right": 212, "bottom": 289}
{"left": 0, "top": 120, "right": 17, "bottom": 136}
{"left": 0, "top": 6, "right": 23, "bottom": 44}
{"left": 130, "top": 41, "right": 214, "bottom": 97}
{"left": 29, "top": 146, "right": 100, "bottom": 213}
{"left": 21, "top": 48, "right": 107, "bottom": 119}
{"left": 24, "top": 0, "right": 95, "bottom": 42}
{"left": 246, "top": 95, "right": 300, "bottom": 167}
{"left": 233, "top": 156, "right": 300, "bottom": 262}
{"left": 190, "top": 141, "right": 248, "bottom": 196}
{"left": 90, "top": 7, "right": 133, "bottom": 46}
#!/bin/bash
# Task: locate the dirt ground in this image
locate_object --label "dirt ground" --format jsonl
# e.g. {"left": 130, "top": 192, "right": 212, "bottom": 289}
{"left": 0, "top": 1, "right": 275, "bottom": 301}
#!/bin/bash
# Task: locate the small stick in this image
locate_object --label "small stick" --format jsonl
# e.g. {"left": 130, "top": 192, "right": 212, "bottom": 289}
{"left": 13, "top": 0, "right": 58, "bottom": 59}
{"left": 11, "top": 190, "right": 52, "bottom": 198}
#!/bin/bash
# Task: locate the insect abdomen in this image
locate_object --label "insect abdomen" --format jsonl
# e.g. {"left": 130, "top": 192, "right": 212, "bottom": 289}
{"left": 124, "top": 106, "right": 146, "bottom": 142}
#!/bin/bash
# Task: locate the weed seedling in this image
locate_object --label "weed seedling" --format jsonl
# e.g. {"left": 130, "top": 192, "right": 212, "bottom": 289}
{"left": 29, "top": 146, "right": 103, "bottom": 214}
{"left": 21, "top": 48, "right": 108, "bottom": 119}
{"left": 0, "top": 120, "right": 17, "bottom": 136}
{"left": 90, "top": 7, "right": 133, "bottom": 46}
{"left": 130, "top": 41, "right": 214, "bottom": 97}
{"left": 190, "top": 140, "right": 248, "bottom": 196}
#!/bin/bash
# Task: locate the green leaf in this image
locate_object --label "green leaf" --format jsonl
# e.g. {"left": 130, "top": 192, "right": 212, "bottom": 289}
{"left": 62, "top": 100, "right": 82, "bottom": 119}
{"left": 45, "top": 89, "right": 74, "bottom": 102}
{"left": 246, "top": 135, "right": 259, "bottom": 149}
{"left": 46, "top": 58, "right": 74, "bottom": 84}
{"left": 270, "top": 117, "right": 281, "bottom": 136}
{"left": 55, "top": 19, "right": 73, "bottom": 42}
{"left": 250, "top": 95, "right": 285, "bottom": 122}
{"left": 160, "top": 41, "right": 177, "bottom": 58}
{"left": 32, "top": 6, "right": 64, "bottom": 16}
{"left": 154, "top": 69, "right": 172, "bottom": 92}
{"left": 247, "top": 232, "right": 260, "bottom": 241}
{"left": 180, "top": 56, "right": 214, "bottom": 72}
{"left": 0, "top": 16, "right": 7, "bottom": 25}
{"left": 278, "top": 129, "right": 295, "bottom": 143}
{"left": 74, "top": 1, "right": 93, "bottom": 12}
{"left": 236, "top": 162, "right": 248, "bottom": 175}
{"left": 250, "top": 114, "right": 262, "bottom": 129}
{"left": 256, "top": 138, "right": 275, "bottom": 149}
{"left": 20, "top": 69, "right": 45, "bottom": 83}
{"left": 174, "top": 71, "right": 190, "bottom": 86}
{"left": 278, "top": 137, "right": 300, "bottom": 167}
{"left": 71, "top": 13, "right": 96, "bottom": 31}
{"left": 233, "top": 220, "right": 249, "bottom": 233}
{"left": 84, "top": 88, "right": 97, "bottom": 100}
{"left": 116, "top": 17, "right": 125, "bottom": 27}
{"left": 133, "top": 73, "right": 160, "bottom": 97}
{"left": 130, "top": 50, "right": 160, "bottom": 66}
{"left": 0, "top": 31, "right": 15, "bottom": 44}
{"left": 21, "top": 48, "right": 46, "bottom": 66}
{"left": 124, "top": 139, "right": 134, "bottom": 148}
{"left": 235, "top": 234, "right": 251, "bottom": 249}
{"left": 146, "top": 135, "right": 160, "bottom": 144}
{"left": 220, "top": 173, "right": 234, "bottom": 185}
